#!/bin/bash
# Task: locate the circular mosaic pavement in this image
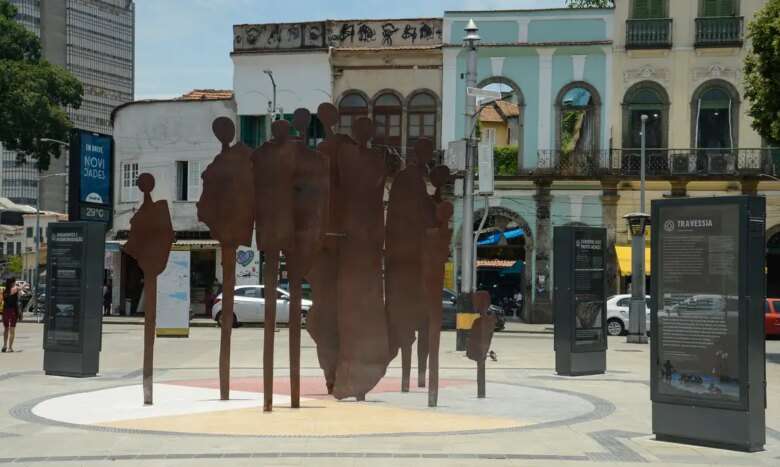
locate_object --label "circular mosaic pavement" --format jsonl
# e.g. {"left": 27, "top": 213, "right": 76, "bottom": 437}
{"left": 29, "top": 376, "right": 597, "bottom": 437}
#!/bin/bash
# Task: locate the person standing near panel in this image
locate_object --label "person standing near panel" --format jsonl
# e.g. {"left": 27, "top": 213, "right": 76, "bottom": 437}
{"left": 124, "top": 173, "right": 174, "bottom": 405}
{"left": 385, "top": 138, "right": 437, "bottom": 392}
{"left": 331, "top": 117, "right": 392, "bottom": 400}
{"left": 197, "top": 117, "right": 255, "bottom": 401}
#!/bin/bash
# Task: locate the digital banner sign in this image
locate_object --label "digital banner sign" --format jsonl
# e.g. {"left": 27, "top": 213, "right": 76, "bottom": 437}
{"left": 655, "top": 203, "right": 741, "bottom": 404}
{"left": 69, "top": 130, "right": 113, "bottom": 226}
{"left": 79, "top": 132, "right": 111, "bottom": 204}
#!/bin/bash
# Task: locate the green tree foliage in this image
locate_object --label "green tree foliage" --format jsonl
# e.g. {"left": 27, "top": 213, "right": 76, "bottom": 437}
{"left": 7, "top": 256, "right": 22, "bottom": 275}
{"left": 566, "top": 0, "right": 614, "bottom": 8}
{"left": 0, "top": 0, "right": 83, "bottom": 170}
{"left": 744, "top": 0, "right": 780, "bottom": 145}
{"left": 494, "top": 146, "right": 519, "bottom": 176}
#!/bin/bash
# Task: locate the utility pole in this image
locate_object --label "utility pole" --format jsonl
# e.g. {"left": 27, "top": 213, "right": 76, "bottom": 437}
{"left": 625, "top": 115, "right": 649, "bottom": 344}
{"left": 456, "top": 19, "right": 480, "bottom": 351}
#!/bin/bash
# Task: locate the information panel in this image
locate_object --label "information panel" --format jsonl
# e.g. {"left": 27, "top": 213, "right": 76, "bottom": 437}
{"left": 655, "top": 203, "right": 741, "bottom": 405}
{"left": 45, "top": 227, "right": 86, "bottom": 350}
{"left": 573, "top": 230, "right": 606, "bottom": 350}
{"left": 156, "top": 250, "right": 191, "bottom": 337}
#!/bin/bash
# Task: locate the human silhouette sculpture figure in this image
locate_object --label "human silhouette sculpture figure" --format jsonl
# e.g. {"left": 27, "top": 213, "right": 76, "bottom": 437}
{"left": 331, "top": 117, "right": 391, "bottom": 400}
{"left": 197, "top": 117, "right": 255, "bottom": 400}
{"left": 123, "top": 173, "right": 174, "bottom": 405}
{"left": 467, "top": 290, "right": 497, "bottom": 399}
{"left": 386, "top": 138, "right": 437, "bottom": 392}
{"left": 424, "top": 165, "right": 453, "bottom": 407}
{"left": 286, "top": 108, "right": 329, "bottom": 408}
{"left": 253, "top": 119, "right": 298, "bottom": 412}
{"left": 307, "top": 103, "right": 350, "bottom": 395}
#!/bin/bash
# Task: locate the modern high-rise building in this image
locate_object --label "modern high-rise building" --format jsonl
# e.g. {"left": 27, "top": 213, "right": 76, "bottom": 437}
{"left": 1, "top": 0, "right": 135, "bottom": 212}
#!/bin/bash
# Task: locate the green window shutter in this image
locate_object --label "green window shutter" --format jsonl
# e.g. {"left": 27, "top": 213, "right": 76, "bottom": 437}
{"left": 633, "top": 0, "right": 665, "bottom": 18}
{"left": 633, "top": 0, "right": 650, "bottom": 18}
{"left": 703, "top": 0, "right": 734, "bottom": 17}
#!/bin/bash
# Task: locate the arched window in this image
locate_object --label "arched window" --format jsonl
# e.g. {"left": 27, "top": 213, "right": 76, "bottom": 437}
{"left": 373, "top": 92, "right": 402, "bottom": 148}
{"left": 407, "top": 92, "right": 437, "bottom": 146}
{"left": 338, "top": 92, "right": 368, "bottom": 137}
{"left": 622, "top": 82, "right": 669, "bottom": 149}
{"left": 557, "top": 83, "right": 601, "bottom": 156}
{"left": 692, "top": 81, "right": 739, "bottom": 149}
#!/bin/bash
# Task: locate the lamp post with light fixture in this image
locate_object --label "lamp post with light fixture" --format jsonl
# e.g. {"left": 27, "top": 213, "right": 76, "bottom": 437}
{"left": 624, "top": 114, "right": 649, "bottom": 344}
{"left": 456, "top": 19, "right": 480, "bottom": 351}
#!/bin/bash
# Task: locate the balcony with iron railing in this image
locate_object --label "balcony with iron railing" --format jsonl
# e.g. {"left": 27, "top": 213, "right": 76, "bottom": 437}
{"left": 626, "top": 18, "right": 673, "bottom": 49}
{"left": 518, "top": 148, "right": 774, "bottom": 180}
{"left": 695, "top": 16, "right": 744, "bottom": 47}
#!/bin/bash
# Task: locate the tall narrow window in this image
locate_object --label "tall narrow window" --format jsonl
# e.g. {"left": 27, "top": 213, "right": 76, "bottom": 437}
{"left": 121, "top": 161, "right": 139, "bottom": 202}
{"left": 695, "top": 86, "right": 734, "bottom": 149}
{"left": 338, "top": 92, "right": 368, "bottom": 138}
{"left": 176, "top": 161, "right": 189, "bottom": 201}
{"left": 558, "top": 84, "right": 600, "bottom": 156}
{"left": 407, "top": 92, "right": 437, "bottom": 148}
{"left": 373, "top": 93, "right": 402, "bottom": 149}
{"left": 623, "top": 82, "right": 669, "bottom": 149}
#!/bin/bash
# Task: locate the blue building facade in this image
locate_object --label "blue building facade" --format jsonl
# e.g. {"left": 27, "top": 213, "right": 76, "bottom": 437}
{"left": 442, "top": 8, "right": 614, "bottom": 323}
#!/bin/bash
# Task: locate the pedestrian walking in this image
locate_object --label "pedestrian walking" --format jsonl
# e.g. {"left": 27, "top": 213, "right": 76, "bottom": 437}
{"left": 2, "top": 277, "right": 20, "bottom": 353}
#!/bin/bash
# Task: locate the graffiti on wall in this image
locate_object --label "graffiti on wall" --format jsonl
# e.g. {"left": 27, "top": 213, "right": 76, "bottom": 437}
{"left": 234, "top": 19, "right": 443, "bottom": 51}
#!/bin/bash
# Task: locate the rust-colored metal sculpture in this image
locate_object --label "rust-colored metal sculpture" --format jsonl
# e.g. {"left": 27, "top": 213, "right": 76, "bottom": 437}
{"left": 197, "top": 117, "right": 255, "bottom": 401}
{"left": 287, "top": 109, "right": 329, "bottom": 408}
{"left": 123, "top": 173, "right": 174, "bottom": 405}
{"left": 253, "top": 119, "right": 297, "bottom": 412}
{"left": 331, "top": 117, "right": 391, "bottom": 400}
{"left": 467, "top": 290, "right": 497, "bottom": 399}
{"left": 386, "top": 138, "right": 437, "bottom": 392}
{"left": 307, "top": 103, "right": 349, "bottom": 395}
{"left": 425, "top": 166, "right": 454, "bottom": 407}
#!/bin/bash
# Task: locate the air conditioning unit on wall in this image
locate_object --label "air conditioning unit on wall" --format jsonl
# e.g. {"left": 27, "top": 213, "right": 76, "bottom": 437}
{"left": 671, "top": 153, "right": 694, "bottom": 175}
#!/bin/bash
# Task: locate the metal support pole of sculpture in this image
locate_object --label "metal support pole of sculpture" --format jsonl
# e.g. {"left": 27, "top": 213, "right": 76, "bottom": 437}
{"left": 123, "top": 173, "right": 174, "bottom": 405}
{"left": 197, "top": 117, "right": 255, "bottom": 401}
{"left": 467, "top": 290, "right": 496, "bottom": 399}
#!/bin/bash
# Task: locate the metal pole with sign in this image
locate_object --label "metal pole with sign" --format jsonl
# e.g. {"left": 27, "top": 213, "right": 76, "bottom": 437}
{"left": 651, "top": 196, "right": 765, "bottom": 451}
{"left": 554, "top": 226, "right": 607, "bottom": 375}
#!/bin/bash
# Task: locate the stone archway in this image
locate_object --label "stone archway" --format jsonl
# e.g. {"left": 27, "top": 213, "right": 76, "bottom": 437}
{"left": 456, "top": 206, "right": 535, "bottom": 322}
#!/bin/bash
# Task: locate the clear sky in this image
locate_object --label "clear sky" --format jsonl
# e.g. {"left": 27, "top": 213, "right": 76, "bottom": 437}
{"left": 135, "top": 0, "right": 567, "bottom": 100}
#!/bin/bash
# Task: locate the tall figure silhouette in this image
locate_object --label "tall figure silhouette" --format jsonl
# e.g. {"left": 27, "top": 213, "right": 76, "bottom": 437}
{"left": 287, "top": 109, "right": 329, "bottom": 407}
{"left": 306, "top": 103, "right": 349, "bottom": 394}
{"left": 124, "top": 173, "right": 174, "bottom": 405}
{"left": 253, "top": 120, "right": 297, "bottom": 412}
{"left": 385, "top": 138, "right": 437, "bottom": 392}
{"left": 331, "top": 117, "right": 392, "bottom": 400}
{"left": 197, "top": 117, "right": 255, "bottom": 400}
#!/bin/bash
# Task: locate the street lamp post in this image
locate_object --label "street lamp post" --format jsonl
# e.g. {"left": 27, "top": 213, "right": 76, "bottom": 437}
{"left": 456, "top": 19, "right": 480, "bottom": 351}
{"left": 264, "top": 69, "right": 277, "bottom": 120}
{"left": 625, "top": 114, "right": 649, "bottom": 344}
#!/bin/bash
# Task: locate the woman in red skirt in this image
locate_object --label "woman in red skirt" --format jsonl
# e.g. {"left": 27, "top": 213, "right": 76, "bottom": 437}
{"left": 2, "top": 277, "right": 19, "bottom": 353}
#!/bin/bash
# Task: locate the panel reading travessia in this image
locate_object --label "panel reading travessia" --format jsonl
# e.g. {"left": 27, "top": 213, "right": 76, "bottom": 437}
{"left": 656, "top": 204, "right": 740, "bottom": 404}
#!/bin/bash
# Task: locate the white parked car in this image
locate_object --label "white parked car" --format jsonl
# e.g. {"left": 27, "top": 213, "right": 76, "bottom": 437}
{"left": 606, "top": 294, "right": 651, "bottom": 336}
{"left": 211, "top": 285, "right": 312, "bottom": 327}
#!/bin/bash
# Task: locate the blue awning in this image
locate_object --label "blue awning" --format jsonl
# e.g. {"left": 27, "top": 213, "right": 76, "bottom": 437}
{"left": 499, "top": 260, "right": 524, "bottom": 276}
{"left": 477, "top": 228, "right": 524, "bottom": 246}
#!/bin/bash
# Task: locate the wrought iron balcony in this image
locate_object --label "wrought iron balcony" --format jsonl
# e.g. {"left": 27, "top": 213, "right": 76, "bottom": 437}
{"left": 695, "top": 16, "right": 744, "bottom": 47}
{"left": 626, "top": 18, "right": 673, "bottom": 49}
{"left": 518, "top": 148, "right": 775, "bottom": 180}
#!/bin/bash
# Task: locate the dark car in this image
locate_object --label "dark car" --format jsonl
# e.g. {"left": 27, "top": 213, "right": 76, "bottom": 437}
{"left": 442, "top": 289, "right": 505, "bottom": 332}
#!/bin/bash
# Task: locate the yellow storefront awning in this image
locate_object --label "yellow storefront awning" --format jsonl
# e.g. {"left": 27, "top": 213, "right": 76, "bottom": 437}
{"left": 616, "top": 245, "right": 651, "bottom": 276}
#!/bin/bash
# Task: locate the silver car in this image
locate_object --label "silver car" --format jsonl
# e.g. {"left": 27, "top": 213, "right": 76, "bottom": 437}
{"left": 211, "top": 285, "right": 312, "bottom": 327}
